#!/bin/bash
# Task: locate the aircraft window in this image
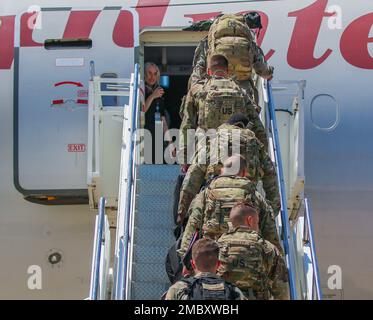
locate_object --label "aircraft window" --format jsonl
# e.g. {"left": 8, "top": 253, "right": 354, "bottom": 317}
{"left": 44, "top": 38, "right": 92, "bottom": 50}
{"left": 310, "top": 94, "right": 340, "bottom": 131}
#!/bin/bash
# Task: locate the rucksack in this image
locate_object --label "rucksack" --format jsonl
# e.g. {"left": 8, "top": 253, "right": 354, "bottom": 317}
{"left": 202, "top": 176, "right": 257, "bottom": 238}
{"left": 218, "top": 229, "right": 271, "bottom": 298}
{"left": 165, "top": 230, "right": 183, "bottom": 284}
{"left": 197, "top": 77, "right": 248, "bottom": 130}
{"left": 180, "top": 276, "right": 238, "bottom": 300}
{"left": 207, "top": 14, "right": 255, "bottom": 81}
{"left": 206, "top": 124, "right": 262, "bottom": 181}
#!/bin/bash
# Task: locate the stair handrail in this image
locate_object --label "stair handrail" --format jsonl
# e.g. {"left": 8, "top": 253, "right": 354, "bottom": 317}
{"left": 304, "top": 198, "right": 322, "bottom": 300}
{"left": 115, "top": 64, "right": 140, "bottom": 300}
{"left": 266, "top": 80, "right": 298, "bottom": 299}
{"left": 89, "top": 197, "right": 106, "bottom": 300}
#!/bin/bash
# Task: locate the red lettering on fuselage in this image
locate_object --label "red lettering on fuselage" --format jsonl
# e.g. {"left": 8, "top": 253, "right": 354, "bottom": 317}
{"left": 287, "top": 0, "right": 334, "bottom": 69}
{"left": 1, "top": 2, "right": 373, "bottom": 71}
{"left": 20, "top": 12, "right": 43, "bottom": 47}
{"left": 136, "top": 0, "right": 171, "bottom": 29}
{"left": 340, "top": 13, "right": 373, "bottom": 69}
{"left": 63, "top": 10, "right": 101, "bottom": 39}
{"left": 113, "top": 10, "right": 135, "bottom": 48}
{"left": 0, "top": 15, "right": 15, "bottom": 69}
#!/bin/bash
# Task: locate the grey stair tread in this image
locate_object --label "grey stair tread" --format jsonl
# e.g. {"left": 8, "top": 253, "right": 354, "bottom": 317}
{"left": 132, "top": 263, "right": 170, "bottom": 283}
{"left": 137, "top": 164, "right": 180, "bottom": 181}
{"left": 133, "top": 227, "right": 174, "bottom": 247}
{"left": 134, "top": 210, "right": 175, "bottom": 228}
{"left": 136, "top": 195, "right": 174, "bottom": 212}
{"left": 136, "top": 179, "right": 176, "bottom": 195}
{"left": 131, "top": 281, "right": 170, "bottom": 300}
{"left": 133, "top": 244, "right": 171, "bottom": 264}
{"left": 131, "top": 165, "right": 179, "bottom": 300}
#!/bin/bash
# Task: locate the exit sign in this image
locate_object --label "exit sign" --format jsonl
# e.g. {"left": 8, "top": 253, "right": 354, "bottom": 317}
{"left": 67, "top": 144, "right": 86, "bottom": 152}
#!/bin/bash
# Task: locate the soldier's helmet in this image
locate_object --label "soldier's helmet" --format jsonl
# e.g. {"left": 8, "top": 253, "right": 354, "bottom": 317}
{"left": 243, "top": 12, "right": 263, "bottom": 30}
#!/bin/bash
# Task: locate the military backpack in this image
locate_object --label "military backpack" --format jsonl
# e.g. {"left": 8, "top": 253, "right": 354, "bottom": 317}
{"left": 202, "top": 176, "right": 257, "bottom": 238}
{"left": 208, "top": 14, "right": 255, "bottom": 81}
{"left": 206, "top": 124, "right": 263, "bottom": 180}
{"left": 218, "top": 229, "right": 271, "bottom": 299}
{"left": 180, "top": 276, "right": 239, "bottom": 300}
{"left": 197, "top": 77, "right": 248, "bottom": 130}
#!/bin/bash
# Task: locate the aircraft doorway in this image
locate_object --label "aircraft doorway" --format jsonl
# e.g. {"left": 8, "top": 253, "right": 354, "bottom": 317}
{"left": 140, "top": 28, "right": 208, "bottom": 129}
{"left": 143, "top": 45, "right": 195, "bottom": 130}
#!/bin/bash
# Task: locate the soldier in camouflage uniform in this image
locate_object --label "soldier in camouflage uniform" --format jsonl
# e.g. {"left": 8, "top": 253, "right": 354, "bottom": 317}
{"left": 177, "top": 155, "right": 279, "bottom": 261}
{"left": 188, "top": 13, "right": 274, "bottom": 102}
{"left": 179, "top": 54, "right": 267, "bottom": 169}
{"left": 165, "top": 238, "right": 246, "bottom": 300}
{"left": 177, "top": 113, "right": 280, "bottom": 225}
{"left": 217, "top": 203, "right": 289, "bottom": 300}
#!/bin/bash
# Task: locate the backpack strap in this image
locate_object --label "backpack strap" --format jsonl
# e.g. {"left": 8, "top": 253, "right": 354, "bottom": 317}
{"left": 179, "top": 277, "right": 200, "bottom": 300}
{"left": 224, "top": 282, "right": 240, "bottom": 300}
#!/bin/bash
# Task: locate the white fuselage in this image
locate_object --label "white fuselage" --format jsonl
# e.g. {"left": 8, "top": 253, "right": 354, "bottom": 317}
{"left": 1, "top": 0, "right": 373, "bottom": 299}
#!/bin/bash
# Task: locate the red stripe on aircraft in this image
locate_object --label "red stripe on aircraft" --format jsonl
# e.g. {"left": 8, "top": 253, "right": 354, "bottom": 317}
{"left": 52, "top": 99, "right": 64, "bottom": 105}
{"left": 0, "top": 15, "right": 15, "bottom": 70}
{"left": 63, "top": 10, "right": 101, "bottom": 39}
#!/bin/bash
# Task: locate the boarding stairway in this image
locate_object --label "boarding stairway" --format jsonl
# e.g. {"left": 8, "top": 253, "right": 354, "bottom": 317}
{"left": 87, "top": 64, "right": 322, "bottom": 300}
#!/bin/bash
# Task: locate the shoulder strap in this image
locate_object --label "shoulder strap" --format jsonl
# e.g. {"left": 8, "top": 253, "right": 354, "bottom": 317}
{"left": 179, "top": 277, "right": 201, "bottom": 300}
{"left": 224, "top": 282, "right": 240, "bottom": 300}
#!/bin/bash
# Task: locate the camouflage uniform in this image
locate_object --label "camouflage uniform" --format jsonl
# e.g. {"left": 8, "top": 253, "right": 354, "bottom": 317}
{"left": 188, "top": 35, "right": 273, "bottom": 101}
{"left": 177, "top": 175, "right": 279, "bottom": 258}
{"left": 217, "top": 227, "right": 289, "bottom": 300}
{"left": 165, "top": 272, "right": 246, "bottom": 300}
{"left": 177, "top": 123, "right": 280, "bottom": 223}
{"left": 179, "top": 76, "right": 267, "bottom": 165}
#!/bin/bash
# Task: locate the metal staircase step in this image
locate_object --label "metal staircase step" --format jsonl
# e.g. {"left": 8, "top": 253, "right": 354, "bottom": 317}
{"left": 132, "top": 244, "right": 170, "bottom": 264}
{"left": 133, "top": 227, "right": 174, "bottom": 247}
{"left": 131, "top": 165, "right": 179, "bottom": 300}
{"left": 134, "top": 210, "right": 175, "bottom": 229}
{"left": 131, "top": 281, "right": 169, "bottom": 300}
{"left": 132, "top": 263, "right": 169, "bottom": 283}
{"left": 136, "top": 179, "right": 176, "bottom": 196}
{"left": 136, "top": 195, "right": 174, "bottom": 213}
{"left": 137, "top": 164, "right": 180, "bottom": 181}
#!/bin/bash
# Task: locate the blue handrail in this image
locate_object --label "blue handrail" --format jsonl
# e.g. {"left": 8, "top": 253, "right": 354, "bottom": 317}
{"left": 304, "top": 198, "right": 322, "bottom": 300}
{"left": 266, "top": 81, "right": 298, "bottom": 299}
{"left": 117, "top": 64, "right": 140, "bottom": 299}
{"left": 90, "top": 196, "right": 106, "bottom": 300}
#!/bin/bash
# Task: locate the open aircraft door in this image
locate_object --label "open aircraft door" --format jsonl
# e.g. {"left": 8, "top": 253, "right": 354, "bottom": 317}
{"left": 14, "top": 7, "right": 139, "bottom": 204}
